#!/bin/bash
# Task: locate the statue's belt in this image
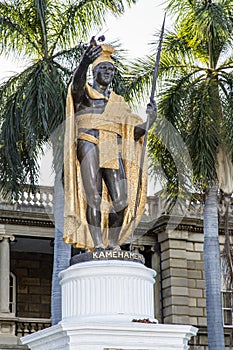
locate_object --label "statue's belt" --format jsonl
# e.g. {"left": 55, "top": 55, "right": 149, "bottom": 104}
{"left": 77, "top": 130, "right": 121, "bottom": 170}
{"left": 75, "top": 114, "right": 125, "bottom": 170}
{"left": 78, "top": 132, "right": 99, "bottom": 145}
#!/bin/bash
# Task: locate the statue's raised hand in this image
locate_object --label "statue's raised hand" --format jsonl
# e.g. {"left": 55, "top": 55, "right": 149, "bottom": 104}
{"left": 83, "top": 45, "right": 102, "bottom": 66}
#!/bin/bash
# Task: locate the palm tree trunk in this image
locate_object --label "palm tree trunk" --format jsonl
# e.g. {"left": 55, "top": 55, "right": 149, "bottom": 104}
{"left": 204, "top": 185, "right": 225, "bottom": 349}
{"left": 51, "top": 160, "right": 71, "bottom": 325}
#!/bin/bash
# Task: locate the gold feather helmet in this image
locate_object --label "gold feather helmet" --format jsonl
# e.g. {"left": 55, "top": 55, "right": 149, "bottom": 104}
{"left": 92, "top": 44, "right": 115, "bottom": 70}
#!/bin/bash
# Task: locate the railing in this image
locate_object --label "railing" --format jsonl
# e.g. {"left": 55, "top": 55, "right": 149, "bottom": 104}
{"left": 0, "top": 185, "right": 54, "bottom": 213}
{"left": 143, "top": 192, "right": 233, "bottom": 220}
{"left": 0, "top": 185, "right": 232, "bottom": 221}
{"left": 15, "top": 318, "right": 51, "bottom": 337}
{"left": 142, "top": 193, "right": 205, "bottom": 219}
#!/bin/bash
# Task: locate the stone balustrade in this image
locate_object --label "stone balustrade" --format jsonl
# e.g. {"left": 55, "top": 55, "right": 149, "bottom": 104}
{"left": 0, "top": 186, "right": 54, "bottom": 213}
{"left": 0, "top": 185, "right": 232, "bottom": 221}
{"left": 15, "top": 318, "right": 51, "bottom": 337}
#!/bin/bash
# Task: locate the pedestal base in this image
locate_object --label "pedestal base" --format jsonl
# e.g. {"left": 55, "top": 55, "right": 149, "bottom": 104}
{"left": 21, "top": 259, "right": 198, "bottom": 349}
{"left": 60, "top": 260, "right": 157, "bottom": 323}
{"left": 21, "top": 321, "right": 198, "bottom": 350}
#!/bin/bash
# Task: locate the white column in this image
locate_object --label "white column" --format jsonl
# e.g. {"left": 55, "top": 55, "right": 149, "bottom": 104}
{"left": 0, "top": 235, "right": 14, "bottom": 313}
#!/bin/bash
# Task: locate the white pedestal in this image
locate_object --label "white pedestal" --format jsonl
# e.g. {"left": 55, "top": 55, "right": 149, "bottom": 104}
{"left": 21, "top": 321, "right": 197, "bottom": 350}
{"left": 21, "top": 259, "right": 198, "bottom": 349}
{"left": 60, "top": 260, "right": 156, "bottom": 323}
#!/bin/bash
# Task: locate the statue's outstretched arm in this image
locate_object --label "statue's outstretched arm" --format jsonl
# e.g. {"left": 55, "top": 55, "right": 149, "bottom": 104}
{"left": 72, "top": 45, "right": 102, "bottom": 106}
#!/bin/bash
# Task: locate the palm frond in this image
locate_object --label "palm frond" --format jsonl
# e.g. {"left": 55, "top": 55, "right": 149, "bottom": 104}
{"left": 0, "top": 59, "right": 68, "bottom": 196}
{"left": 33, "top": 0, "right": 49, "bottom": 58}
{"left": 48, "top": 0, "right": 136, "bottom": 54}
{"left": 186, "top": 80, "right": 220, "bottom": 186}
{"left": 148, "top": 115, "right": 194, "bottom": 210}
{"left": 0, "top": 1, "right": 40, "bottom": 56}
{"left": 124, "top": 55, "right": 155, "bottom": 104}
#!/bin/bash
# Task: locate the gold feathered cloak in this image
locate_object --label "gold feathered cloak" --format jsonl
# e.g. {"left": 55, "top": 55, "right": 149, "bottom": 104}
{"left": 63, "top": 84, "right": 147, "bottom": 250}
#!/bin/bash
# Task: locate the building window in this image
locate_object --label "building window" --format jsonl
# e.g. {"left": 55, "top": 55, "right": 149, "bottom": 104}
{"left": 9, "top": 272, "right": 16, "bottom": 314}
{"left": 221, "top": 257, "right": 233, "bottom": 327}
{"left": 222, "top": 290, "right": 233, "bottom": 326}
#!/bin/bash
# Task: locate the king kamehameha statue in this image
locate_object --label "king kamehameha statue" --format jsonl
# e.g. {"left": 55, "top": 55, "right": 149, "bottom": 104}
{"left": 21, "top": 29, "right": 198, "bottom": 350}
{"left": 63, "top": 39, "right": 156, "bottom": 252}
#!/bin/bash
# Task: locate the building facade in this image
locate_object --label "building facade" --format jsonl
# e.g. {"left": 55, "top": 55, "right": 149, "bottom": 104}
{"left": 0, "top": 187, "right": 232, "bottom": 349}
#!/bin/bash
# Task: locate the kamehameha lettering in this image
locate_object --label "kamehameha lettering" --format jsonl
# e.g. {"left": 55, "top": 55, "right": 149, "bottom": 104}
{"left": 92, "top": 250, "right": 145, "bottom": 264}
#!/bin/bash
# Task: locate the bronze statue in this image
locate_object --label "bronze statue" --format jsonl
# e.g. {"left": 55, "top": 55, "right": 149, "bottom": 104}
{"left": 63, "top": 42, "right": 156, "bottom": 251}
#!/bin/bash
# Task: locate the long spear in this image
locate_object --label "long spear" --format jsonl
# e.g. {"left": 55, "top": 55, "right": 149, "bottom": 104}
{"left": 129, "top": 14, "right": 166, "bottom": 251}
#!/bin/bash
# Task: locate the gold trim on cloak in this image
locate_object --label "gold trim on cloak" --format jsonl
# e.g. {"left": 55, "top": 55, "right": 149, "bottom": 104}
{"left": 63, "top": 84, "right": 147, "bottom": 250}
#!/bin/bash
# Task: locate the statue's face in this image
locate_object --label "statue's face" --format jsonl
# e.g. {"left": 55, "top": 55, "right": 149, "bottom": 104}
{"left": 94, "top": 62, "right": 115, "bottom": 86}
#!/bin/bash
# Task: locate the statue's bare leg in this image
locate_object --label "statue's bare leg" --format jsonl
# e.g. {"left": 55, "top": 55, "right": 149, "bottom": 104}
{"left": 77, "top": 140, "right": 104, "bottom": 249}
{"left": 103, "top": 155, "right": 127, "bottom": 249}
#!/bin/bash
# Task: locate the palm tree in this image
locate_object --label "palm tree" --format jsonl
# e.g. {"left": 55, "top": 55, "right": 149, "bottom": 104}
{"left": 127, "top": 1, "right": 233, "bottom": 349}
{"left": 0, "top": 0, "right": 137, "bottom": 325}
